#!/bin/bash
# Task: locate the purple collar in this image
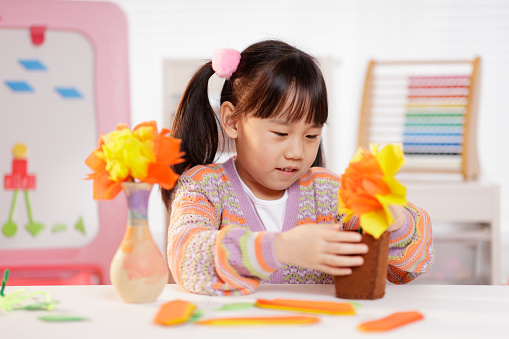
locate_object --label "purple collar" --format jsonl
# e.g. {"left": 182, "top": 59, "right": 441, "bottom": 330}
{"left": 222, "top": 158, "right": 299, "bottom": 232}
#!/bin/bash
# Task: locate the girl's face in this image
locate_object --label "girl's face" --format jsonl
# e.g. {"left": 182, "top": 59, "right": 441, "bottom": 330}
{"left": 227, "top": 110, "right": 323, "bottom": 200}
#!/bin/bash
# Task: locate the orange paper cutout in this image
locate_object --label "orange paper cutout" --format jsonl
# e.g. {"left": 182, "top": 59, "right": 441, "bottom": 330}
{"left": 154, "top": 300, "right": 196, "bottom": 326}
{"left": 358, "top": 311, "right": 424, "bottom": 332}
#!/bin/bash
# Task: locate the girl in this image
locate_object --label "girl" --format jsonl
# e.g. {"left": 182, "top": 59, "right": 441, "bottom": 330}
{"left": 162, "top": 40, "right": 434, "bottom": 296}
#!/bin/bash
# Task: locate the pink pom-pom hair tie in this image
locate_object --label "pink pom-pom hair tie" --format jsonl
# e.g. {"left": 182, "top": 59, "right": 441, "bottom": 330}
{"left": 212, "top": 48, "right": 241, "bottom": 79}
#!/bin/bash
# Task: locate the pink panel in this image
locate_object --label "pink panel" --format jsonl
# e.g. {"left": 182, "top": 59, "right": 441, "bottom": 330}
{"left": 0, "top": 1, "right": 131, "bottom": 284}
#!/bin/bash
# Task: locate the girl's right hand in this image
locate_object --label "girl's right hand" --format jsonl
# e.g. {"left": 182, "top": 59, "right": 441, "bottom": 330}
{"left": 273, "top": 223, "right": 368, "bottom": 276}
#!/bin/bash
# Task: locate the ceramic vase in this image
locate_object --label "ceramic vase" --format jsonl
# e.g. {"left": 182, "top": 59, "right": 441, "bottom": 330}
{"left": 110, "top": 182, "right": 168, "bottom": 303}
{"left": 333, "top": 231, "right": 390, "bottom": 300}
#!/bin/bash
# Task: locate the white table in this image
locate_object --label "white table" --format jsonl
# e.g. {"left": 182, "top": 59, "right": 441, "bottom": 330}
{"left": 3, "top": 284, "right": 509, "bottom": 339}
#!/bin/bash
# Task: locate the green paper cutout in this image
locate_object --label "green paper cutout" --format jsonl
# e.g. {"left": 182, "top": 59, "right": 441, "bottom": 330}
{"left": 23, "top": 301, "right": 58, "bottom": 311}
{"left": 24, "top": 190, "right": 45, "bottom": 236}
{"left": 39, "top": 315, "right": 88, "bottom": 322}
{"left": 215, "top": 302, "right": 255, "bottom": 311}
{"left": 349, "top": 302, "right": 362, "bottom": 309}
{"left": 75, "top": 217, "right": 85, "bottom": 234}
{"left": 3, "top": 189, "right": 19, "bottom": 237}
{"left": 52, "top": 224, "right": 67, "bottom": 233}
{"left": 26, "top": 222, "right": 45, "bottom": 237}
{"left": 189, "top": 309, "right": 204, "bottom": 323}
{"left": 2, "top": 221, "right": 17, "bottom": 237}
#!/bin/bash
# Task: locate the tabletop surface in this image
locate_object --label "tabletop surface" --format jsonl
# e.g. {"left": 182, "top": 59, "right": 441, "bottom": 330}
{"left": 2, "top": 283, "right": 509, "bottom": 339}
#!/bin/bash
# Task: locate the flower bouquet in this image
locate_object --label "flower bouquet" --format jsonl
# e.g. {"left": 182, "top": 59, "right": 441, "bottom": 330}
{"left": 85, "top": 121, "right": 184, "bottom": 200}
{"left": 85, "top": 121, "right": 184, "bottom": 303}
{"left": 334, "top": 143, "right": 406, "bottom": 300}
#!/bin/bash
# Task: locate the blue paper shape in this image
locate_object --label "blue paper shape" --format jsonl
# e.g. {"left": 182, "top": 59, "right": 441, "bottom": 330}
{"left": 19, "top": 59, "right": 47, "bottom": 71}
{"left": 55, "top": 87, "right": 83, "bottom": 99}
{"left": 5, "top": 81, "right": 33, "bottom": 92}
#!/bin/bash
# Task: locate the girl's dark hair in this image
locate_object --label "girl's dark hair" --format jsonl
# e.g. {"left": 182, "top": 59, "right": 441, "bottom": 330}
{"left": 161, "top": 40, "right": 328, "bottom": 208}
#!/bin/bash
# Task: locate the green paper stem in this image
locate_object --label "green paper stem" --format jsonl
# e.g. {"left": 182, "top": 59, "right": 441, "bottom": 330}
{"left": 24, "top": 190, "right": 34, "bottom": 223}
{"left": 23, "top": 190, "right": 45, "bottom": 237}
{"left": 8, "top": 190, "right": 18, "bottom": 222}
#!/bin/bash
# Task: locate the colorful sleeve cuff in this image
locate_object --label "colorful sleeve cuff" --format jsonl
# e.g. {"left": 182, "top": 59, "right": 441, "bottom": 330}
{"left": 389, "top": 208, "right": 415, "bottom": 248}
{"left": 238, "top": 231, "right": 283, "bottom": 279}
{"left": 217, "top": 227, "right": 282, "bottom": 283}
{"left": 387, "top": 202, "right": 435, "bottom": 283}
{"left": 259, "top": 232, "right": 284, "bottom": 271}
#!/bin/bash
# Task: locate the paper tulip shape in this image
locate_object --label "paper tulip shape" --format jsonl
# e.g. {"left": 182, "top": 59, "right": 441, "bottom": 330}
{"left": 85, "top": 121, "right": 185, "bottom": 200}
{"left": 338, "top": 143, "right": 407, "bottom": 238}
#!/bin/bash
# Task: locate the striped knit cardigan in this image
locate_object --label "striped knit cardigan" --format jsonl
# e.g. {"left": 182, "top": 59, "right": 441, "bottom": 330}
{"left": 167, "top": 158, "right": 434, "bottom": 296}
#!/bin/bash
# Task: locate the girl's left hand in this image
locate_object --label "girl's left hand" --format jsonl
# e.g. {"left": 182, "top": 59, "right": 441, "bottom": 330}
{"left": 386, "top": 205, "right": 406, "bottom": 232}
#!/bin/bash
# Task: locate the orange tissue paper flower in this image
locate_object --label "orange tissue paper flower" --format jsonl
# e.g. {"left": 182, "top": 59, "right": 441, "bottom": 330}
{"left": 337, "top": 143, "right": 407, "bottom": 239}
{"left": 85, "top": 121, "right": 185, "bottom": 200}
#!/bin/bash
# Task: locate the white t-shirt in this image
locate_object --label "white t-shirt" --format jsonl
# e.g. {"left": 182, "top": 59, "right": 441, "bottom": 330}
{"left": 233, "top": 162, "right": 287, "bottom": 232}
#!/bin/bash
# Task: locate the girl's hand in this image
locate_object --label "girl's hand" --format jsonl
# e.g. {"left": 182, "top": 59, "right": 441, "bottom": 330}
{"left": 386, "top": 205, "right": 407, "bottom": 232}
{"left": 273, "top": 223, "right": 369, "bottom": 276}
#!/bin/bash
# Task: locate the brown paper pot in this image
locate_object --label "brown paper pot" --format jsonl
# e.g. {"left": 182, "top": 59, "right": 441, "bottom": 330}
{"left": 333, "top": 231, "right": 390, "bottom": 300}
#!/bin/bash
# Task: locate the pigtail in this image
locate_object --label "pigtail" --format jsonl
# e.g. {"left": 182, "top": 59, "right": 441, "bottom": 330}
{"left": 161, "top": 62, "right": 220, "bottom": 207}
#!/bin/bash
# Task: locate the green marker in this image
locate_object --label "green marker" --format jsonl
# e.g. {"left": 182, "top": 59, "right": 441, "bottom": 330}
{"left": 1, "top": 269, "right": 10, "bottom": 297}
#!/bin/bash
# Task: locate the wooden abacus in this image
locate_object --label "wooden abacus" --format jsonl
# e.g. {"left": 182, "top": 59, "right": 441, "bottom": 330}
{"left": 357, "top": 58, "right": 481, "bottom": 180}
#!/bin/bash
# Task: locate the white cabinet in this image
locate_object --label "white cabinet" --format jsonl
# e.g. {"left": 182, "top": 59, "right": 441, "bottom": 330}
{"left": 404, "top": 179, "right": 500, "bottom": 284}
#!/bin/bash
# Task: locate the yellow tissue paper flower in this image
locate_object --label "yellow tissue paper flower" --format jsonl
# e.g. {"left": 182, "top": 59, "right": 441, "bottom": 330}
{"left": 85, "top": 121, "right": 185, "bottom": 200}
{"left": 100, "top": 128, "right": 155, "bottom": 182}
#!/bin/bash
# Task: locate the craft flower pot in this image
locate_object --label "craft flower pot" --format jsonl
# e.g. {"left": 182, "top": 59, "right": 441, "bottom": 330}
{"left": 110, "top": 182, "right": 169, "bottom": 303}
{"left": 334, "top": 231, "right": 390, "bottom": 300}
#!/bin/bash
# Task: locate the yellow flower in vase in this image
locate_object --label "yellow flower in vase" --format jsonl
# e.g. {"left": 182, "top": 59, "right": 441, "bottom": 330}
{"left": 85, "top": 121, "right": 185, "bottom": 303}
{"left": 85, "top": 121, "right": 185, "bottom": 200}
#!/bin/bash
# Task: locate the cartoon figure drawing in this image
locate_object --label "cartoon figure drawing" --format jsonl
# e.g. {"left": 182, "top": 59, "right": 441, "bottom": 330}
{"left": 3, "top": 143, "right": 44, "bottom": 237}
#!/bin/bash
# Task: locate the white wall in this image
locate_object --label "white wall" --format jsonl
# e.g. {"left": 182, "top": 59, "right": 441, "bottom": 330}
{"left": 86, "top": 0, "right": 509, "bottom": 282}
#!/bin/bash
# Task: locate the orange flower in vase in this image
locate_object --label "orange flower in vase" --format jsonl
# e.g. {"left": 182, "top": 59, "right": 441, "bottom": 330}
{"left": 334, "top": 143, "right": 407, "bottom": 300}
{"left": 85, "top": 121, "right": 184, "bottom": 303}
{"left": 338, "top": 143, "right": 407, "bottom": 239}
